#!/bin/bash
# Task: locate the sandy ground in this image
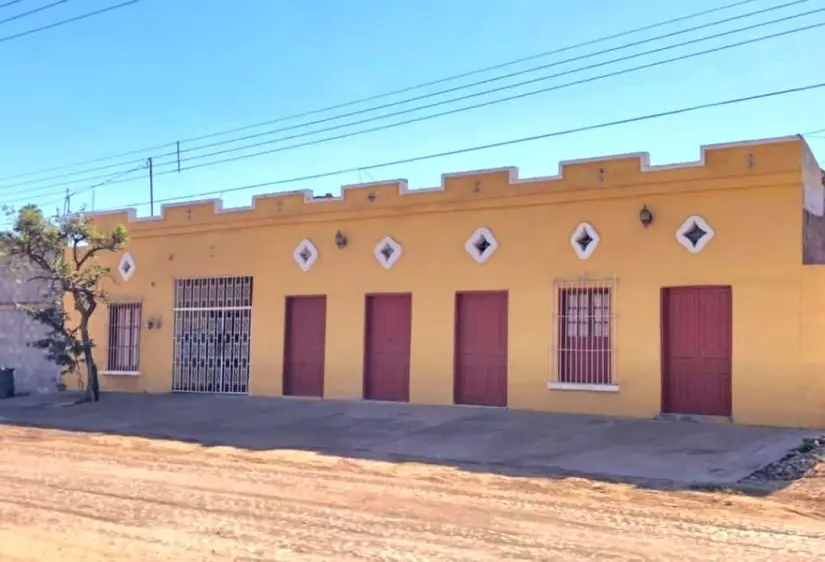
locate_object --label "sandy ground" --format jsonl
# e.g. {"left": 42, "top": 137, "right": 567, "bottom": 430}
{"left": 0, "top": 426, "right": 823, "bottom": 561}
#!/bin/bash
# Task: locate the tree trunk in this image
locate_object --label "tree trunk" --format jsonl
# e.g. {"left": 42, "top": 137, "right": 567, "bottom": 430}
{"left": 79, "top": 321, "right": 100, "bottom": 402}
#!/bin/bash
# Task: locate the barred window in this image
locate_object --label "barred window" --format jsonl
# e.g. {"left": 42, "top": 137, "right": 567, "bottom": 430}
{"left": 552, "top": 278, "right": 616, "bottom": 386}
{"left": 107, "top": 302, "right": 142, "bottom": 372}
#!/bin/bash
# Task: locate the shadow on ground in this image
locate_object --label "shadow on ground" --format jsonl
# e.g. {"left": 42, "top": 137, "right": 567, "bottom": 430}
{"left": 0, "top": 391, "right": 818, "bottom": 495}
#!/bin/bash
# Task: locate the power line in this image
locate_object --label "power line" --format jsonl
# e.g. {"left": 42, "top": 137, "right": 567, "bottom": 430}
{"left": 101, "top": 81, "right": 825, "bottom": 211}
{"left": 0, "top": 0, "right": 768, "bottom": 183}
{"left": 0, "top": 1, "right": 27, "bottom": 9}
{"left": 4, "top": 5, "right": 821, "bottom": 199}
{"left": 0, "top": 0, "right": 141, "bottom": 45}
{"left": 162, "top": 11, "right": 824, "bottom": 167}
{"left": 21, "top": 11, "right": 825, "bottom": 204}
{"left": 11, "top": 17, "right": 825, "bottom": 207}
{"left": 10, "top": 0, "right": 803, "bottom": 192}
{"left": 0, "top": 0, "right": 71, "bottom": 26}
{"left": 168, "top": 0, "right": 815, "bottom": 160}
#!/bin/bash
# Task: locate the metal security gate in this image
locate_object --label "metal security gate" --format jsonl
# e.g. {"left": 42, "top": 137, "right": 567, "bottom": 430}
{"left": 172, "top": 276, "right": 253, "bottom": 394}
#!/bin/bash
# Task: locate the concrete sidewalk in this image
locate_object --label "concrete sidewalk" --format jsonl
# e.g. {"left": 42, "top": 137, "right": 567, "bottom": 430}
{"left": 0, "top": 392, "right": 815, "bottom": 485}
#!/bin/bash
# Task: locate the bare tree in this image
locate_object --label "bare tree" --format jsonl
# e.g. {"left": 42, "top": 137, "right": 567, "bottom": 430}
{"left": 0, "top": 205, "right": 128, "bottom": 402}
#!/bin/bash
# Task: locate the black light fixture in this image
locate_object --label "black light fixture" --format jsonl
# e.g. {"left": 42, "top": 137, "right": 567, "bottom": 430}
{"left": 334, "top": 230, "right": 348, "bottom": 248}
{"left": 639, "top": 204, "right": 654, "bottom": 228}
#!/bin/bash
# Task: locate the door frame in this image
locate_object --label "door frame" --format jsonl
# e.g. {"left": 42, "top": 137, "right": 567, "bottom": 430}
{"left": 660, "top": 285, "right": 733, "bottom": 416}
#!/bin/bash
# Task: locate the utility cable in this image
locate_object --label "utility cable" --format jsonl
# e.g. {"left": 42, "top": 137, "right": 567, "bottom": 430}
{"left": 0, "top": 0, "right": 141, "bottom": 45}
{"left": 4, "top": 5, "right": 821, "bottom": 199}
{"left": 71, "top": 81, "right": 825, "bottom": 213}
{"left": 0, "top": 0, "right": 808, "bottom": 190}
{"left": 0, "top": 0, "right": 27, "bottom": 9}
{"left": 168, "top": 0, "right": 816, "bottom": 160}
{"left": 0, "top": 0, "right": 71, "bottom": 26}
{"left": 11, "top": 11, "right": 823, "bottom": 203}
{"left": 0, "top": 0, "right": 769, "bottom": 182}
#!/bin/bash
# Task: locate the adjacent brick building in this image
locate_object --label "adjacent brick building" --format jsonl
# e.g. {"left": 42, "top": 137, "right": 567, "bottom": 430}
{"left": 0, "top": 259, "right": 60, "bottom": 394}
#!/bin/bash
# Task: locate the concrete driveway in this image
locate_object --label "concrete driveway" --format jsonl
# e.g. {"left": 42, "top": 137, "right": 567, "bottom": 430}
{"left": 0, "top": 392, "right": 814, "bottom": 486}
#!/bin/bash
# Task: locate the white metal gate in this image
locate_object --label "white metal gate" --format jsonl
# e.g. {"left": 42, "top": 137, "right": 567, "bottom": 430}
{"left": 172, "top": 276, "right": 253, "bottom": 394}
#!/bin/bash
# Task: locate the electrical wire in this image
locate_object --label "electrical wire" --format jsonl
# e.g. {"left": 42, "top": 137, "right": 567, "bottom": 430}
{"left": 0, "top": 0, "right": 71, "bottom": 26}
{"left": 0, "top": 0, "right": 808, "bottom": 190}
{"left": 6, "top": 81, "right": 823, "bottom": 218}
{"left": 167, "top": 0, "right": 818, "bottom": 160}
{"left": 10, "top": 11, "right": 823, "bottom": 202}
{"left": 0, "top": 0, "right": 141, "bottom": 45}
{"left": 4, "top": 4, "right": 821, "bottom": 199}
{"left": 0, "top": 0, "right": 769, "bottom": 182}
{"left": 0, "top": 0, "right": 27, "bottom": 9}
{"left": 95, "top": 81, "right": 822, "bottom": 211}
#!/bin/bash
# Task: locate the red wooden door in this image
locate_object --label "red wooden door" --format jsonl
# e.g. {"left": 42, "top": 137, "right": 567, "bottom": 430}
{"left": 662, "top": 286, "right": 732, "bottom": 416}
{"left": 454, "top": 291, "right": 508, "bottom": 407}
{"left": 283, "top": 295, "right": 327, "bottom": 397}
{"left": 363, "top": 293, "right": 412, "bottom": 402}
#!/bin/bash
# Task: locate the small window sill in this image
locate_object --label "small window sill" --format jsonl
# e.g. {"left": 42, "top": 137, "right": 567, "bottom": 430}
{"left": 546, "top": 382, "right": 619, "bottom": 393}
{"left": 100, "top": 371, "right": 141, "bottom": 377}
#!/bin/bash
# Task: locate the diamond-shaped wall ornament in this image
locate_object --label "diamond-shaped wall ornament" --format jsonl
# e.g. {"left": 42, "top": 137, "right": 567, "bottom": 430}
{"left": 293, "top": 239, "right": 319, "bottom": 271}
{"left": 676, "top": 215, "right": 715, "bottom": 253}
{"left": 570, "top": 222, "right": 600, "bottom": 260}
{"left": 118, "top": 253, "right": 136, "bottom": 282}
{"left": 465, "top": 227, "right": 499, "bottom": 264}
{"left": 374, "top": 236, "right": 403, "bottom": 269}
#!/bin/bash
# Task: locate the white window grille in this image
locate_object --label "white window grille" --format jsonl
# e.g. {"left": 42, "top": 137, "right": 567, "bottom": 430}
{"left": 550, "top": 276, "right": 617, "bottom": 390}
{"left": 172, "top": 276, "right": 253, "bottom": 394}
{"left": 106, "top": 301, "right": 142, "bottom": 373}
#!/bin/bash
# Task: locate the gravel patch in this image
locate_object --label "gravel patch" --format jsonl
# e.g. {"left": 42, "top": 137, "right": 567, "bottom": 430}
{"left": 741, "top": 436, "right": 825, "bottom": 484}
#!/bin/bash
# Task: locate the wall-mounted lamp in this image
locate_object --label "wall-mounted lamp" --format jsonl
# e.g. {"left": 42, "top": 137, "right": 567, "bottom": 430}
{"left": 639, "top": 204, "right": 654, "bottom": 228}
{"left": 146, "top": 316, "right": 163, "bottom": 330}
{"left": 367, "top": 192, "right": 377, "bottom": 202}
{"left": 334, "top": 230, "right": 348, "bottom": 249}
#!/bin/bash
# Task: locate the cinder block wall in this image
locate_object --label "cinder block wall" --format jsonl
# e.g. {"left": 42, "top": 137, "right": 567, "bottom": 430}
{"left": 0, "top": 260, "right": 60, "bottom": 394}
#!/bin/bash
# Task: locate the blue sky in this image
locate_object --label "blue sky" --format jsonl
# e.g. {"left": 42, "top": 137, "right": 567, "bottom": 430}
{"left": 0, "top": 0, "right": 822, "bottom": 221}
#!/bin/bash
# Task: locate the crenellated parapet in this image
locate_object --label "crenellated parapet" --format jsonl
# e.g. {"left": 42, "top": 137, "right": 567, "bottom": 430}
{"left": 86, "top": 136, "right": 806, "bottom": 233}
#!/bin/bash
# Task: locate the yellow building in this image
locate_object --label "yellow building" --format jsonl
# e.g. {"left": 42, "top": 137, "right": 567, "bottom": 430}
{"left": 85, "top": 135, "right": 825, "bottom": 429}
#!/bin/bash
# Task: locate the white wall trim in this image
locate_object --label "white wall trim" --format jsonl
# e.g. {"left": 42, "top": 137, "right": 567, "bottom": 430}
{"left": 465, "top": 226, "right": 499, "bottom": 264}
{"left": 373, "top": 236, "right": 403, "bottom": 269}
{"left": 676, "top": 215, "right": 715, "bottom": 254}
{"left": 118, "top": 253, "right": 136, "bottom": 282}
{"left": 101, "top": 371, "right": 141, "bottom": 377}
{"left": 293, "top": 239, "right": 319, "bottom": 272}
{"left": 546, "top": 382, "right": 620, "bottom": 392}
{"left": 570, "top": 222, "right": 600, "bottom": 260}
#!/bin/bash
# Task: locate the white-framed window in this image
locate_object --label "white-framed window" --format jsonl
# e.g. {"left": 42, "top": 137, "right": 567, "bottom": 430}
{"left": 107, "top": 301, "right": 142, "bottom": 372}
{"left": 550, "top": 277, "right": 617, "bottom": 389}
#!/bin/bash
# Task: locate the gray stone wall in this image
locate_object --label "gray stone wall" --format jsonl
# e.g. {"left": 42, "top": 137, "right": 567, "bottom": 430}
{"left": 0, "top": 259, "right": 60, "bottom": 394}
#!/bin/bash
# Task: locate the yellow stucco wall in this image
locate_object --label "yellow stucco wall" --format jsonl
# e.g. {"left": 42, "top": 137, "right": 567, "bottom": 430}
{"left": 81, "top": 136, "right": 825, "bottom": 428}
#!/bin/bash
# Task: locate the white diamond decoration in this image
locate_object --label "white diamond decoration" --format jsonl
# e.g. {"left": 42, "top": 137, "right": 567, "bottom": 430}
{"left": 570, "top": 222, "right": 600, "bottom": 260}
{"left": 465, "top": 227, "right": 499, "bottom": 264}
{"left": 676, "top": 215, "right": 715, "bottom": 254}
{"left": 118, "top": 253, "right": 136, "bottom": 282}
{"left": 293, "top": 239, "right": 319, "bottom": 271}
{"left": 374, "top": 236, "right": 403, "bottom": 269}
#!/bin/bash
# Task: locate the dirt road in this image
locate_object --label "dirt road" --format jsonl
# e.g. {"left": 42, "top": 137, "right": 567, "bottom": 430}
{"left": 0, "top": 427, "right": 823, "bottom": 561}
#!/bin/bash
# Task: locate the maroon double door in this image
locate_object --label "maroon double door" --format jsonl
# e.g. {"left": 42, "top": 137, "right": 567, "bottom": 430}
{"left": 454, "top": 291, "right": 508, "bottom": 407}
{"left": 662, "top": 286, "right": 732, "bottom": 417}
{"left": 363, "top": 294, "right": 412, "bottom": 402}
{"left": 283, "top": 295, "right": 327, "bottom": 397}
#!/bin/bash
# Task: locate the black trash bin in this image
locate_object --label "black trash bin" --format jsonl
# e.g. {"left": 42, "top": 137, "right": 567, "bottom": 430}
{"left": 0, "top": 367, "right": 15, "bottom": 399}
